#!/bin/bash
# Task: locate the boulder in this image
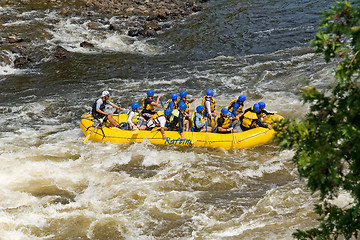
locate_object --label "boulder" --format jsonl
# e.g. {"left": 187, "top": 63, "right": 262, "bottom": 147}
{"left": 14, "top": 57, "right": 29, "bottom": 68}
{"left": 80, "top": 41, "right": 95, "bottom": 49}
{"left": 53, "top": 46, "right": 72, "bottom": 60}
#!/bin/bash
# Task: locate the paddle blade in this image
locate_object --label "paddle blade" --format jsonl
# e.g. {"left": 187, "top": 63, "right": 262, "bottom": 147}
{"left": 83, "top": 134, "right": 91, "bottom": 143}
{"left": 132, "top": 129, "right": 139, "bottom": 135}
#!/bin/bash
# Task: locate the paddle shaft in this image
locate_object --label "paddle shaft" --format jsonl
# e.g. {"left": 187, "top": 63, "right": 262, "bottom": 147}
{"left": 83, "top": 117, "right": 104, "bottom": 143}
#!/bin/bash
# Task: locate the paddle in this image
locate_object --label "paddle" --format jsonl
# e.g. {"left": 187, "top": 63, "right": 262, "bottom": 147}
{"left": 191, "top": 128, "right": 197, "bottom": 144}
{"left": 230, "top": 119, "right": 237, "bottom": 146}
{"left": 131, "top": 128, "right": 139, "bottom": 135}
{"left": 83, "top": 117, "right": 104, "bottom": 143}
{"left": 205, "top": 118, "right": 209, "bottom": 144}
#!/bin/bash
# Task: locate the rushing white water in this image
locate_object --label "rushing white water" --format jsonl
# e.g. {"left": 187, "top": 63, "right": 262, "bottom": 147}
{"left": 0, "top": 0, "right": 346, "bottom": 239}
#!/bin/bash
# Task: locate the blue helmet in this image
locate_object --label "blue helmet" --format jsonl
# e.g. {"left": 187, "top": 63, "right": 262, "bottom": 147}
{"left": 180, "top": 91, "right": 187, "bottom": 98}
{"left": 206, "top": 89, "right": 213, "bottom": 96}
{"left": 147, "top": 90, "right": 154, "bottom": 97}
{"left": 258, "top": 102, "right": 266, "bottom": 109}
{"left": 179, "top": 103, "right": 187, "bottom": 111}
{"left": 238, "top": 95, "right": 246, "bottom": 102}
{"left": 252, "top": 104, "right": 260, "bottom": 111}
{"left": 164, "top": 109, "right": 173, "bottom": 116}
{"left": 131, "top": 102, "right": 140, "bottom": 109}
{"left": 171, "top": 93, "right": 179, "bottom": 100}
{"left": 167, "top": 101, "right": 175, "bottom": 109}
{"left": 196, "top": 105, "right": 204, "bottom": 113}
{"left": 221, "top": 108, "right": 229, "bottom": 114}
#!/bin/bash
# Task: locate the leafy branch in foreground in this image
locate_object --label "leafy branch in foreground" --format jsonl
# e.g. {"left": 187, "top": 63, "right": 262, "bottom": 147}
{"left": 275, "top": 0, "right": 360, "bottom": 239}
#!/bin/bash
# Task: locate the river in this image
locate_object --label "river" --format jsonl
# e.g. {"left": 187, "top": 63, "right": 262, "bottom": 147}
{"left": 0, "top": 0, "right": 342, "bottom": 239}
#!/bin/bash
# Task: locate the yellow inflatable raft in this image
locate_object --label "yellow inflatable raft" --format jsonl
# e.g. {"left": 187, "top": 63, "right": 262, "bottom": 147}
{"left": 80, "top": 112, "right": 283, "bottom": 149}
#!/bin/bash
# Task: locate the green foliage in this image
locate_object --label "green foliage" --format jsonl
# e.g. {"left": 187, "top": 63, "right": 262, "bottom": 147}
{"left": 275, "top": 0, "right": 360, "bottom": 239}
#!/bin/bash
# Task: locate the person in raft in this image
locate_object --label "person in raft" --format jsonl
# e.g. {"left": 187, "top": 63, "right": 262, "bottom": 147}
{"left": 240, "top": 103, "right": 272, "bottom": 131}
{"left": 177, "top": 90, "right": 196, "bottom": 119}
{"left": 168, "top": 103, "right": 189, "bottom": 140}
{"left": 213, "top": 108, "right": 237, "bottom": 133}
{"left": 191, "top": 105, "right": 212, "bottom": 132}
{"left": 227, "top": 95, "right": 246, "bottom": 125}
{"left": 92, "top": 90, "right": 125, "bottom": 128}
{"left": 127, "top": 102, "right": 146, "bottom": 130}
{"left": 141, "top": 90, "right": 163, "bottom": 121}
{"left": 146, "top": 109, "right": 173, "bottom": 140}
{"left": 202, "top": 89, "right": 218, "bottom": 119}
{"left": 165, "top": 93, "right": 179, "bottom": 110}
{"left": 258, "top": 101, "right": 275, "bottom": 120}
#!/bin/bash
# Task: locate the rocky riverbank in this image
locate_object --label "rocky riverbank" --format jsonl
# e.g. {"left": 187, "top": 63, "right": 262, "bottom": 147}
{"left": 0, "top": 0, "right": 208, "bottom": 70}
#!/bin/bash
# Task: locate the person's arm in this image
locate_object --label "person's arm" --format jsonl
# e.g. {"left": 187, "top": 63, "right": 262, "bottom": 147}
{"left": 127, "top": 112, "right": 136, "bottom": 129}
{"left": 107, "top": 99, "right": 125, "bottom": 111}
{"left": 151, "top": 96, "right": 163, "bottom": 108}
{"left": 232, "top": 102, "right": 239, "bottom": 117}
{"left": 256, "top": 117, "right": 272, "bottom": 129}
{"left": 195, "top": 114, "right": 206, "bottom": 128}
{"left": 205, "top": 101, "right": 212, "bottom": 117}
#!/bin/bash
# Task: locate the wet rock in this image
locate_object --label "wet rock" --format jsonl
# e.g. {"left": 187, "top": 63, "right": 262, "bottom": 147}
{"left": 60, "top": 8, "right": 70, "bottom": 15}
{"left": 53, "top": 46, "right": 72, "bottom": 60}
{"left": 87, "top": 21, "right": 102, "bottom": 30}
{"left": 80, "top": 41, "right": 95, "bottom": 48}
{"left": 0, "top": 52, "right": 11, "bottom": 66}
{"left": 7, "top": 36, "right": 23, "bottom": 44}
{"left": 139, "top": 28, "right": 158, "bottom": 37}
{"left": 14, "top": 57, "right": 30, "bottom": 68}
{"left": 27, "top": 50, "right": 47, "bottom": 63}
{"left": 192, "top": 4, "right": 203, "bottom": 12}
{"left": 128, "top": 29, "right": 140, "bottom": 37}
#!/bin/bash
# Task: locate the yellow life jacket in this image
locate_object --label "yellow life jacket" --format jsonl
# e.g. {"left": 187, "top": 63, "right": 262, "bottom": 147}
{"left": 127, "top": 110, "right": 140, "bottom": 124}
{"left": 227, "top": 99, "right": 244, "bottom": 115}
{"left": 150, "top": 111, "right": 165, "bottom": 126}
{"left": 214, "top": 114, "right": 230, "bottom": 129}
{"left": 202, "top": 96, "right": 215, "bottom": 112}
{"left": 165, "top": 99, "right": 179, "bottom": 110}
{"left": 241, "top": 111, "right": 258, "bottom": 128}
{"left": 191, "top": 112, "right": 204, "bottom": 129}
{"left": 141, "top": 96, "right": 154, "bottom": 111}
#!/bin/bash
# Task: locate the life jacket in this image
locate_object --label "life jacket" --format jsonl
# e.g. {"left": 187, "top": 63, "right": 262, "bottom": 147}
{"left": 241, "top": 110, "right": 258, "bottom": 128}
{"left": 165, "top": 99, "right": 178, "bottom": 110}
{"left": 169, "top": 109, "right": 184, "bottom": 127}
{"left": 127, "top": 110, "right": 140, "bottom": 124}
{"left": 227, "top": 99, "right": 244, "bottom": 116}
{"left": 150, "top": 111, "right": 165, "bottom": 126}
{"left": 214, "top": 113, "right": 230, "bottom": 129}
{"left": 92, "top": 98, "right": 106, "bottom": 115}
{"left": 178, "top": 99, "right": 190, "bottom": 113}
{"left": 191, "top": 112, "right": 204, "bottom": 129}
{"left": 141, "top": 97, "right": 154, "bottom": 111}
{"left": 202, "top": 96, "right": 215, "bottom": 112}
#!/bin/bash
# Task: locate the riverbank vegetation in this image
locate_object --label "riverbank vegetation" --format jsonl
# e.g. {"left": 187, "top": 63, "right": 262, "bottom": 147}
{"left": 276, "top": 0, "right": 360, "bottom": 239}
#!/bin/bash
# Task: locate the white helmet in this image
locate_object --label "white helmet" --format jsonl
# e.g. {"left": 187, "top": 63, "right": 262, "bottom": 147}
{"left": 102, "top": 90, "right": 111, "bottom": 97}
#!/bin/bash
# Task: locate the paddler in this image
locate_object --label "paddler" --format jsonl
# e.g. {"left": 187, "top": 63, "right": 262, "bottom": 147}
{"left": 177, "top": 90, "right": 196, "bottom": 119}
{"left": 127, "top": 102, "right": 146, "bottom": 130}
{"left": 146, "top": 109, "right": 173, "bottom": 140}
{"left": 213, "top": 108, "right": 237, "bottom": 133}
{"left": 168, "top": 103, "right": 189, "bottom": 140}
{"left": 227, "top": 95, "right": 246, "bottom": 125}
{"left": 191, "top": 106, "right": 212, "bottom": 132}
{"left": 165, "top": 93, "right": 179, "bottom": 110}
{"left": 91, "top": 90, "right": 125, "bottom": 128}
{"left": 141, "top": 90, "right": 163, "bottom": 121}
{"left": 240, "top": 103, "right": 272, "bottom": 131}
{"left": 202, "top": 89, "right": 218, "bottom": 119}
